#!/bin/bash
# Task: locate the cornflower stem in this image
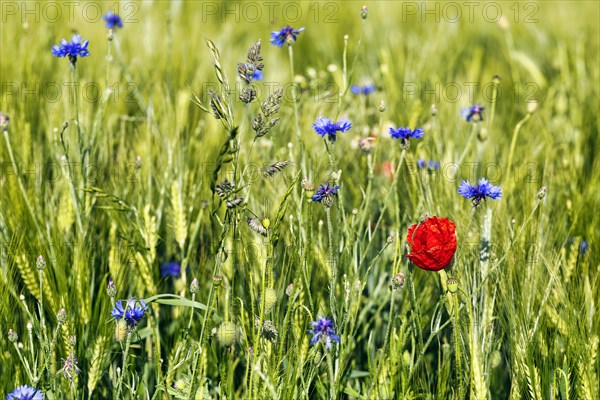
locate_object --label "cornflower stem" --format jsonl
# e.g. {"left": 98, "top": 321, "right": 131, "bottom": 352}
{"left": 70, "top": 65, "right": 86, "bottom": 216}
{"left": 326, "top": 351, "right": 337, "bottom": 400}
{"left": 288, "top": 45, "right": 306, "bottom": 176}
{"left": 505, "top": 112, "right": 532, "bottom": 186}
{"left": 187, "top": 292, "right": 197, "bottom": 331}
{"left": 325, "top": 207, "right": 337, "bottom": 320}
{"left": 115, "top": 332, "right": 131, "bottom": 399}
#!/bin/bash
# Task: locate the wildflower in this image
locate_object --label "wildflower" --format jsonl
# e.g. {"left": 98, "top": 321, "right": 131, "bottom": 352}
{"left": 461, "top": 104, "right": 484, "bottom": 122}
{"left": 52, "top": 34, "right": 90, "bottom": 65}
{"left": 580, "top": 241, "right": 589, "bottom": 256}
{"left": 406, "top": 216, "right": 457, "bottom": 271}
{"left": 160, "top": 261, "right": 181, "bottom": 278}
{"left": 311, "top": 183, "right": 340, "bottom": 207}
{"left": 350, "top": 84, "right": 375, "bottom": 95}
{"left": 60, "top": 354, "right": 80, "bottom": 380}
{"left": 458, "top": 178, "right": 502, "bottom": 206}
{"left": 428, "top": 160, "right": 440, "bottom": 171}
{"left": 0, "top": 112, "right": 9, "bottom": 131}
{"left": 389, "top": 126, "right": 424, "bottom": 141}
{"left": 8, "top": 329, "right": 18, "bottom": 342}
{"left": 102, "top": 11, "right": 123, "bottom": 29}
{"left": 252, "top": 69, "right": 263, "bottom": 81}
{"left": 309, "top": 315, "right": 340, "bottom": 350}
{"left": 270, "top": 25, "right": 304, "bottom": 47}
{"left": 417, "top": 159, "right": 427, "bottom": 169}
{"left": 358, "top": 137, "right": 375, "bottom": 154}
{"left": 110, "top": 299, "right": 148, "bottom": 329}
{"left": 313, "top": 116, "right": 352, "bottom": 143}
{"left": 6, "top": 385, "right": 43, "bottom": 400}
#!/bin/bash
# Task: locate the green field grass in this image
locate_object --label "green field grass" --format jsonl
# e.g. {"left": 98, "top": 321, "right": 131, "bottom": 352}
{"left": 1, "top": 1, "right": 599, "bottom": 398}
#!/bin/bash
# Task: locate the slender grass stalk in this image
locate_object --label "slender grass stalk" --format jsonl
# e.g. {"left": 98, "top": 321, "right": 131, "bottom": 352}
{"left": 288, "top": 45, "right": 306, "bottom": 176}
{"left": 505, "top": 112, "right": 532, "bottom": 186}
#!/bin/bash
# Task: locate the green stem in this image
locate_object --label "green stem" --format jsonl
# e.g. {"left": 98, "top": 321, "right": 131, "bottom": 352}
{"left": 505, "top": 112, "right": 532, "bottom": 186}
{"left": 288, "top": 45, "right": 306, "bottom": 177}
{"left": 453, "top": 294, "right": 464, "bottom": 399}
{"left": 408, "top": 269, "right": 424, "bottom": 352}
{"left": 115, "top": 333, "right": 131, "bottom": 399}
{"left": 326, "top": 207, "right": 337, "bottom": 320}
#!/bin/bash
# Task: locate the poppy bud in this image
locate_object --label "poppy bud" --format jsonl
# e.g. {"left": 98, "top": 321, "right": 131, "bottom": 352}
{"left": 215, "top": 322, "right": 238, "bottom": 347}
{"left": 446, "top": 277, "right": 459, "bottom": 293}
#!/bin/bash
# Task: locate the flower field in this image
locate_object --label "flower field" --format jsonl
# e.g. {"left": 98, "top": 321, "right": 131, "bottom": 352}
{"left": 1, "top": 1, "right": 599, "bottom": 399}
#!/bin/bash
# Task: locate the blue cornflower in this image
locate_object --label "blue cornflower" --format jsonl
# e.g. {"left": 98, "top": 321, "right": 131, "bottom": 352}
{"left": 6, "top": 385, "right": 43, "bottom": 400}
{"left": 309, "top": 315, "right": 340, "bottom": 350}
{"left": 252, "top": 69, "right": 263, "bottom": 81}
{"left": 428, "top": 160, "right": 440, "bottom": 171}
{"left": 389, "top": 126, "right": 424, "bottom": 141}
{"left": 417, "top": 159, "right": 427, "bottom": 169}
{"left": 312, "top": 183, "right": 340, "bottom": 207}
{"left": 350, "top": 84, "right": 375, "bottom": 95}
{"left": 580, "top": 241, "right": 589, "bottom": 256}
{"left": 270, "top": 25, "right": 304, "bottom": 47}
{"left": 160, "top": 262, "right": 181, "bottom": 278}
{"left": 110, "top": 299, "right": 148, "bottom": 328}
{"left": 461, "top": 104, "right": 484, "bottom": 122}
{"left": 102, "top": 11, "right": 123, "bottom": 29}
{"left": 313, "top": 116, "right": 352, "bottom": 143}
{"left": 52, "top": 35, "right": 90, "bottom": 65}
{"left": 458, "top": 178, "right": 502, "bottom": 206}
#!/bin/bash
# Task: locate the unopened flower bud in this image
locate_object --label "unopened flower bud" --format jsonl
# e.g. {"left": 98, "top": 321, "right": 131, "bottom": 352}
{"left": 68, "top": 335, "right": 77, "bottom": 347}
{"left": 0, "top": 112, "right": 9, "bottom": 131}
{"left": 430, "top": 103, "right": 437, "bottom": 116}
{"left": 8, "top": 329, "right": 18, "bottom": 342}
{"left": 478, "top": 127, "right": 488, "bottom": 142}
{"left": 360, "top": 5, "right": 368, "bottom": 19}
{"left": 214, "top": 322, "right": 238, "bottom": 347}
{"left": 106, "top": 280, "right": 117, "bottom": 298}
{"left": 352, "top": 208, "right": 359, "bottom": 215}
{"left": 526, "top": 100, "right": 539, "bottom": 114}
{"left": 387, "top": 235, "right": 396, "bottom": 244}
{"left": 391, "top": 273, "right": 405, "bottom": 289}
{"left": 36, "top": 255, "right": 46, "bottom": 270}
{"left": 492, "top": 75, "right": 501, "bottom": 84}
{"left": 447, "top": 277, "right": 459, "bottom": 293}
{"left": 57, "top": 308, "right": 67, "bottom": 323}
{"left": 107, "top": 29, "right": 114, "bottom": 41}
{"left": 378, "top": 100, "right": 386, "bottom": 112}
{"left": 419, "top": 213, "right": 429, "bottom": 223}
{"left": 262, "top": 217, "right": 271, "bottom": 229}
{"left": 537, "top": 186, "right": 547, "bottom": 200}
{"left": 190, "top": 278, "right": 200, "bottom": 294}
{"left": 285, "top": 283, "right": 294, "bottom": 297}
{"left": 212, "top": 275, "right": 223, "bottom": 287}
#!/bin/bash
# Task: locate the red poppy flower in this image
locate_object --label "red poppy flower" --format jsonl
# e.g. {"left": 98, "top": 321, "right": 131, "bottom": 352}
{"left": 406, "top": 216, "right": 457, "bottom": 271}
